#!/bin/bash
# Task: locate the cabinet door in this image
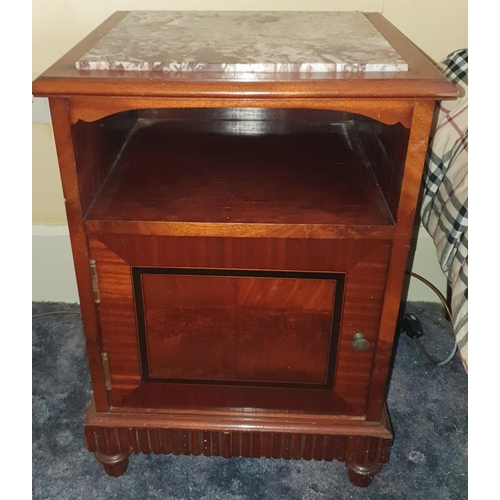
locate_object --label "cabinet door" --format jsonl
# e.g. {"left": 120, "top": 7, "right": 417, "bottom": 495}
{"left": 89, "top": 234, "right": 391, "bottom": 417}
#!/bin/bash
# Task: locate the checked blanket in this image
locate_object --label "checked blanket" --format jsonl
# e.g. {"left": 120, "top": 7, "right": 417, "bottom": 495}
{"left": 420, "top": 49, "right": 468, "bottom": 370}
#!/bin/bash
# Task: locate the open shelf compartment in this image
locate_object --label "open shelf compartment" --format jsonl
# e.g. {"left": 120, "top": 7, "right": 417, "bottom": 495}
{"left": 80, "top": 108, "right": 408, "bottom": 238}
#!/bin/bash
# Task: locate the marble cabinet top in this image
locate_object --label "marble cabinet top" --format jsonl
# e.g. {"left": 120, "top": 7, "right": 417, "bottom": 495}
{"left": 76, "top": 11, "right": 408, "bottom": 73}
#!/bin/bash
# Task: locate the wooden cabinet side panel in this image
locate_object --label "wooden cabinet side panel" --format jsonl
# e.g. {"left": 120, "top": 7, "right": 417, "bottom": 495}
{"left": 71, "top": 111, "right": 138, "bottom": 215}
{"left": 354, "top": 116, "right": 412, "bottom": 221}
{"left": 48, "top": 98, "right": 109, "bottom": 411}
{"left": 365, "top": 101, "right": 436, "bottom": 420}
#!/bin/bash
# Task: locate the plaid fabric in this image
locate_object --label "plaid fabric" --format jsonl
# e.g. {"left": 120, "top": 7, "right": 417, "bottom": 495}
{"left": 420, "top": 49, "right": 468, "bottom": 370}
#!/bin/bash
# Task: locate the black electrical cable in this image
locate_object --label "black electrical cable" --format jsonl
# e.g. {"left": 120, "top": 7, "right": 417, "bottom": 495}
{"left": 412, "top": 337, "right": 441, "bottom": 365}
{"left": 405, "top": 271, "right": 458, "bottom": 366}
{"left": 32, "top": 311, "right": 81, "bottom": 318}
{"left": 407, "top": 271, "right": 452, "bottom": 319}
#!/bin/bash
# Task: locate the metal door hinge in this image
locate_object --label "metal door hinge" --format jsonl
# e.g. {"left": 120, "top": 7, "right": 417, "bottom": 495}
{"left": 102, "top": 352, "right": 112, "bottom": 391}
{"left": 89, "top": 259, "right": 101, "bottom": 303}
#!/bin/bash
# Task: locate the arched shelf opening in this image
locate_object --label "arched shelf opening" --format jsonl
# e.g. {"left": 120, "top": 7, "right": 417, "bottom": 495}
{"left": 71, "top": 106, "right": 411, "bottom": 236}
{"left": 69, "top": 98, "right": 414, "bottom": 128}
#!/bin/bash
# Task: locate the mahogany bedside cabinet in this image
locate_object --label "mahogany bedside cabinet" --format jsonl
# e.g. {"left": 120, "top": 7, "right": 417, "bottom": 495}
{"left": 32, "top": 11, "right": 457, "bottom": 487}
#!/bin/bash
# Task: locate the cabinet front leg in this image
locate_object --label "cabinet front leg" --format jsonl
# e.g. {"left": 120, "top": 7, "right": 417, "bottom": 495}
{"left": 346, "top": 461, "right": 383, "bottom": 487}
{"left": 344, "top": 435, "right": 391, "bottom": 487}
{"left": 95, "top": 450, "right": 130, "bottom": 477}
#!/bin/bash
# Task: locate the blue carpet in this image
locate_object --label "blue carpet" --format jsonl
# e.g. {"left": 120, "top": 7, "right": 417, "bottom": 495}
{"left": 32, "top": 301, "right": 467, "bottom": 499}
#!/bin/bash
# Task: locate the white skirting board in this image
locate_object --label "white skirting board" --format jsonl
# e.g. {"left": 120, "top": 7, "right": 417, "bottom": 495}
{"left": 32, "top": 224, "right": 447, "bottom": 304}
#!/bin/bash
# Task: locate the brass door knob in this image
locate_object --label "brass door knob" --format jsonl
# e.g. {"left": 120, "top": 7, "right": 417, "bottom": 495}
{"left": 352, "top": 333, "right": 370, "bottom": 352}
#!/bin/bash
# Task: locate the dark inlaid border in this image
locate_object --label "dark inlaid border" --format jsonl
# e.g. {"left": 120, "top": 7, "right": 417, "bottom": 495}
{"left": 132, "top": 267, "right": 345, "bottom": 389}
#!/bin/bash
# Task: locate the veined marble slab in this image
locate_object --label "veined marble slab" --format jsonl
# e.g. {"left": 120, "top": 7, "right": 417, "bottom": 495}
{"left": 76, "top": 11, "right": 408, "bottom": 73}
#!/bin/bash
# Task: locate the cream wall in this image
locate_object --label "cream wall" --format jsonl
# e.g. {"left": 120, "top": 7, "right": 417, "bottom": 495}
{"left": 32, "top": 0, "right": 467, "bottom": 301}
